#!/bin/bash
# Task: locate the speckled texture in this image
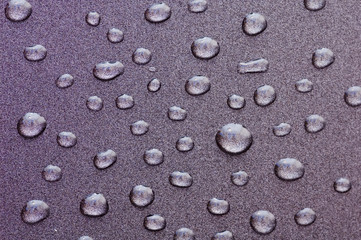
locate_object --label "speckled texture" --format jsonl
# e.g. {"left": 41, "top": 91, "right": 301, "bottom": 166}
{"left": 1, "top": 0, "right": 361, "bottom": 239}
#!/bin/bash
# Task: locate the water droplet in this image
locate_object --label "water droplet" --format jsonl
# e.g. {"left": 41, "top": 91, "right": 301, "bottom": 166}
{"left": 344, "top": 86, "right": 361, "bottom": 107}
{"left": 130, "top": 120, "right": 149, "bottom": 136}
{"left": 254, "top": 85, "right": 276, "bottom": 107}
{"left": 188, "top": 0, "right": 208, "bottom": 13}
{"left": 57, "top": 131, "right": 77, "bottom": 148}
{"left": 168, "top": 106, "right": 187, "bottom": 121}
{"left": 144, "top": 148, "right": 164, "bottom": 166}
{"left": 334, "top": 177, "right": 351, "bottom": 193}
{"left": 176, "top": 136, "right": 194, "bottom": 152}
{"left": 295, "top": 208, "right": 316, "bottom": 226}
{"left": 174, "top": 228, "right": 195, "bottom": 240}
{"left": 129, "top": 185, "right": 154, "bottom": 207}
{"left": 148, "top": 78, "right": 161, "bottom": 92}
{"left": 17, "top": 112, "right": 47, "bottom": 138}
{"left": 42, "top": 165, "right": 62, "bottom": 182}
{"left": 191, "top": 37, "right": 220, "bottom": 60}
{"left": 212, "top": 230, "right": 234, "bottom": 240}
{"left": 116, "top": 94, "right": 134, "bottom": 109}
{"left": 295, "top": 79, "right": 313, "bottom": 93}
{"left": 93, "top": 61, "right": 124, "bottom": 81}
{"left": 215, "top": 123, "right": 253, "bottom": 154}
{"left": 21, "top": 200, "right": 50, "bottom": 224}
{"left": 273, "top": 123, "right": 291, "bottom": 137}
{"left": 304, "top": 0, "right": 326, "bottom": 11}
{"left": 169, "top": 171, "right": 193, "bottom": 188}
{"left": 305, "top": 114, "right": 325, "bottom": 133}
{"left": 250, "top": 210, "right": 276, "bottom": 234}
{"left": 132, "top": 48, "right": 152, "bottom": 65}
{"left": 185, "top": 75, "right": 211, "bottom": 95}
{"left": 107, "top": 28, "right": 124, "bottom": 43}
{"left": 144, "top": 214, "right": 166, "bottom": 231}
{"left": 312, "top": 48, "right": 334, "bottom": 69}
{"left": 145, "top": 3, "right": 171, "bottom": 23}
{"left": 94, "top": 149, "right": 117, "bottom": 170}
{"left": 56, "top": 74, "right": 74, "bottom": 89}
{"left": 238, "top": 58, "right": 269, "bottom": 74}
{"left": 148, "top": 66, "right": 157, "bottom": 72}
{"left": 275, "top": 158, "right": 304, "bottom": 181}
{"left": 242, "top": 13, "right": 267, "bottom": 36}
{"left": 86, "top": 11, "right": 100, "bottom": 26}
{"left": 5, "top": 0, "right": 32, "bottom": 22}
{"left": 24, "top": 45, "right": 47, "bottom": 61}
{"left": 227, "top": 94, "right": 245, "bottom": 110}
{"left": 231, "top": 170, "right": 249, "bottom": 186}
{"left": 86, "top": 96, "right": 103, "bottom": 111}
{"left": 80, "top": 193, "right": 108, "bottom": 217}
{"left": 78, "top": 237, "right": 93, "bottom": 240}
{"left": 207, "top": 198, "right": 230, "bottom": 215}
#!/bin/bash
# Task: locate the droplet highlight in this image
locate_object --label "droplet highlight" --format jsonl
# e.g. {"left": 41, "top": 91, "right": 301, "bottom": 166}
{"left": 17, "top": 112, "right": 47, "bottom": 138}
{"left": 86, "top": 96, "right": 103, "bottom": 111}
{"left": 93, "top": 61, "right": 124, "bottom": 81}
{"left": 5, "top": 0, "right": 32, "bottom": 22}
{"left": 238, "top": 58, "right": 269, "bottom": 74}
{"left": 21, "top": 200, "right": 50, "bottom": 224}
{"left": 86, "top": 11, "right": 100, "bottom": 26}
{"left": 207, "top": 198, "right": 230, "bottom": 215}
{"left": 42, "top": 165, "right": 62, "bottom": 182}
{"left": 231, "top": 170, "right": 249, "bottom": 186}
{"left": 275, "top": 158, "right": 304, "bottom": 181}
{"left": 145, "top": 3, "right": 171, "bottom": 23}
{"left": 148, "top": 78, "right": 161, "bottom": 92}
{"left": 254, "top": 85, "right": 276, "bottom": 107}
{"left": 295, "top": 208, "right": 316, "bottom": 226}
{"left": 273, "top": 123, "right": 291, "bottom": 137}
{"left": 116, "top": 94, "right": 134, "bottom": 109}
{"left": 305, "top": 114, "right": 325, "bottom": 133}
{"left": 176, "top": 136, "right": 194, "bottom": 152}
{"left": 56, "top": 74, "right": 74, "bottom": 89}
{"left": 94, "top": 149, "right": 117, "bottom": 170}
{"left": 144, "top": 148, "right": 164, "bottom": 166}
{"left": 215, "top": 123, "right": 253, "bottom": 154}
{"left": 295, "top": 79, "right": 313, "bottom": 93}
{"left": 107, "top": 28, "right": 124, "bottom": 43}
{"left": 334, "top": 178, "right": 351, "bottom": 193}
{"left": 80, "top": 193, "right": 108, "bottom": 217}
{"left": 227, "top": 94, "right": 245, "bottom": 110}
{"left": 188, "top": 0, "right": 208, "bottom": 13}
{"left": 57, "top": 131, "right": 77, "bottom": 148}
{"left": 242, "top": 13, "right": 267, "bottom": 36}
{"left": 130, "top": 120, "right": 149, "bottom": 136}
{"left": 168, "top": 106, "right": 187, "bottom": 121}
{"left": 185, "top": 75, "right": 211, "bottom": 96}
{"left": 169, "top": 171, "right": 193, "bottom": 188}
{"left": 212, "top": 230, "right": 234, "bottom": 240}
{"left": 24, "top": 45, "right": 47, "bottom": 61}
{"left": 304, "top": 0, "right": 326, "bottom": 11}
{"left": 144, "top": 214, "right": 166, "bottom": 231}
{"left": 132, "top": 48, "right": 152, "bottom": 65}
{"left": 312, "top": 48, "right": 334, "bottom": 69}
{"left": 191, "top": 37, "right": 220, "bottom": 60}
{"left": 174, "top": 228, "right": 195, "bottom": 240}
{"left": 344, "top": 86, "right": 361, "bottom": 107}
{"left": 130, "top": 185, "right": 154, "bottom": 207}
{"left": 250, "top": 210, "right": 276, "bottom": 234}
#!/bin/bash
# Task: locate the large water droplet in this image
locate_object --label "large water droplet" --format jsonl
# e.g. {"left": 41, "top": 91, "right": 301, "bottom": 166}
{"left": 42, "top": 165, "right": 62, "bottom": 182}
{"left": 169, "top": 171, "right": 193, "bottom": 188}
{"left": 24, "top": 45, "right": 47, "bottom": 61}
{"left": 334, "top": 177, "right": 351, "bottom": 193}
{"left": 344, "top": 86, "right": 361, "bottom": 107}
{"left": 207, "top": 198, "right": 230, "bottom": 215}
{"left": 188, "top": 0, "right": 208, "bottom": 13}
{"left": 86, "top": 11, "right": 100, "bottom": 26}
{"left": 250, "top": 210, "right": 276, "bottom": 234}
{"left": 144, "top": 148, "right": 164, "bottom": 166}
{"left": 215, "top": 123, "right": 252, "bottom": 154}
{"left": 242, "top": 13, "right": 267, "bottom": 36}
{"left": 132, "top": 48, "right": 152, "bottom": 65}
{"left": 304, "top": 0, "right": 326, "bottom": 11}
{"left": 145, "top": 3, "right": 171, "bottom": 23}
{"left": 56, "top": 74, "right": 74, "bottom": 89}
{"left": 144, "top": 214, "right": 166, "bottom": 231}
{"left": 312, "top": 48, "right": 334, "bottom": 69}
{"left": 107, "top": 28, "right": 124, "bottom": 43}
{"left": 176, "top": 136, "right": 194, "bottom": 152}
{"left": 129, "top": 185, "right": 154, "bottom": 207}
{"left": 148, "top": 78, "right": 161, "bottom": 92}
{"left": 80, "top": 193, "right": 108, "bottom": 217}
{"left": 275, "top": 158, "right": 304, "bottom": 181}
{"left": 94, "top": 149, "right": 117, "bottom": 170}
{"left": 93, "top": 61, "right": 124, "bottom": 81}
{"left": 18, "top": 112, "right": 47, "bottom": 138}
{"left": 295, "top": 208, "right": 316, "bottom": 226}
{"left": 185, "top": 75, "right": 210, "bottom": 95}
{"left": 86, "top": 96, "right": 103, "bottom": 111}
{"left": 78, "top": 236, "right": 93, "bottom": 240}
{"left": 254, "top": 85, "right": 276, "bottom": 107}
{"left": 116, "top": 94, "right": 134, "bottom": 109}
{"left": 174, "top": 228, "right": 195, "bottom": 240}
{"left": 305, "top": 114, "right": 325, "bottom": 133}
{"left": 238, "top": 58, "right": 269, "bottom": 74}
{"left": 168, "top": 106, "right": 187, "bottom": 121}
{"left": 231, "top": 170, "right": 249, "bottom": 186}
{"left": 57, "top": 131, "right": 77, "bottom": 148}
{"left": 21, "top": 200, "right": 50, "bottom": 224}
{"left": 273, "top": 123, "right": 291, "bottom": 137}
{"left": 295, "top": 79, "right": 313, "bottom": 93}
{"left": 130, "top": 120, "right": 149, "bottom": 136}
{"left": 227, "top": 94, "right": 245, "bottom": 110}
{"left": 191, "top": 37, "right": 220, "bottom": 60}
{"left": 5, "top": 0, "right": 32, "bottom": 22}
{"left": 212, "top": 230, "right": 234, "bottom": 240}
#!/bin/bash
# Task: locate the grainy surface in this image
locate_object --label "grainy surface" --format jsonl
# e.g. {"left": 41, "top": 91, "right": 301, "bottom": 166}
{"left": 1, "top": 0, "right": 361, "bottom": 239}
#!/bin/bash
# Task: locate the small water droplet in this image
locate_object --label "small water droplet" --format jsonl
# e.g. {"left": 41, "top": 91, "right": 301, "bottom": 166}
{"left": 78, "top": 237, "right": 93, "bottom": 240}
{"left": 207, "top": 198, "right": 230, "bottom": 215}
{"left": 130, "top": 120, "right": 149, "bottom": 136}
{"left": 148, "top": 66, "right": 157, "bottom": 72}
{"left": 227, "top": 94, "right": 245, "bottom": 109}
{"left": 94, "top": 149, "right": 117, "bottom": 170}
{"left": 148, "top": 78, "right": 161, "bottom": 92}
{"left": 86, "top": 11, "right": 100, "bottom": 26}
{"left": 174, "top": 228, "right": 195, "bottom": 240}
{"left": 116, "top": 94, "right": 134, "bottom": 109}
{"left": 273, "top": 123, "right": 291, "bottom": 137}
{"left": 250, "top": 210, "right": 276, "bottom": 234}
{"left": 145, "top": 3, "right": 171, "bottom": 23}
{"left": 238, "top": 58, "right": 269, "bottom": 74}
{"left": 191, "top": 37, "right": 220, "bottom": 59}
{"left": 144, "top": 214, "right": 166, "bottom": 231}
{"left": 107, "top": 28, "right": 124, "bottom": 43}
{"left": 86, "top": 96, "right": 103, "bottom": 111}
{"left": 242, "top": 13, "right": 267, "bottom": 36}
{"left": 144, "top": 148, "right": 164, "bottom": 166}
{"left": 56, "top": 74, "right": 74, "bottom": 89}
{"left": 42, "top": 165, "right": 62, "bottom": 182}
{"left": 312, "top": 48, "right": 334, "bottom": 69}
{"left": 295, "top": 208, "right": 316, "bottom": 226}
{"left": 57, "top": 131, "right": 77, "bottom": 148}
{"left": 5, "top": 0, "right": 32, "bottom": 22}
{"left": 176, "top": 136, "right": 194, "bottom": 152}
{"left": 129, "top": 185, "right": 154, "bottom": 207}
{"left": 17, "top": 112, "right": 47, "bottom": 138}
{"left": 215, "top": 123, "right": 253, "bottom": 154}
{"left": 80, "top": 193, "right": 108, "bottom": 217}
{"left": 231, "top": 170, "right": 249, "bottom": 186}
{"left": 21, "top": 200, "right": 50, "bottom": 224}
{"left": 212, "top": 230, "right": 234, "bottom": 240}
{"left": 185, "top": 75, "right": 211, "bottom": 95}
{"left": 254, "top": 85, "right": 276, "bottom": 107}
{"left": 334, "top": 177, "right": 351, "bottom": 193}
{"left": 188, "top": 0, "right": 207, "bottom": 13}
{"left": 295, "top": 79, "right": 313, "bottom": 93}
{"left": 93, "top": 61, "right": 124, "bottom": 81}
{"left": 275, "top": 158, "right": 304, "bottom": 181}
{"left": 168, "top": 106, "right": 187, "bottom": 121}
{"left": 304, "top": 0, "right": 326, "bottom": 11}
{"left": 132, "top": 48, "right": 152, "bottom": 65}
{"left": 305, "top": 114, "right": 325, "bottom": 133}
{"left": 169, "top": 171, "right": 193, "bottom": 188}
{"left": 24, "top": 45, "right": 47, "bottom": 61}
{"left": 344, "top": 86, "right": 361, "bottom": 107}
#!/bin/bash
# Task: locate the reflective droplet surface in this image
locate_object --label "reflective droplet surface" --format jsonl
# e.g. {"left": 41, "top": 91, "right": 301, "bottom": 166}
{"left": 168, "top": 106, "right": 187, "bottom": 121}
{"left": 107, "top": 28, "right": 124, "bottom": 43}
{"left": 132, "top": 48, "right": 152, "bottom": 65}
{"left": 18, "top": 112, "right": 47, "bottom": 138}
{"left": 238, "top": 58, "right": 269, "bottom": 74}
{"left": 215, "top": 123, "right": 253, "bottom": 154}
{"left": 295, "top": 208, "right": 316, "bottom": 226}
{"left": 57, "top": 132, "right": 77, "bottom": 148}
{"left": 334, "top": 178, "right": 351, "bottom": 193}
{"left": 5, "top": 0, "right": 32, "bottom": 22}
{"left": 148, "top": 78, "right": 161, "bottom": 92}
{"left": 130, "top": 120, "right": 149, "bottom": 136}
{"left": 86, "top": 11, "right": 100, "bottom": 26}
{"left": 94, "top": 149, "right": 117, "bottom": 170}
{"left": 93, "top": 61, "right": 124, "bottom": 81}
{"left": 80, "top": 193, "right": 108, "bottom": 217}
{"left": 231, "top": 170, "right": 249, "bottom": 186}
{"left": 185, "top": 75, "right": 211, "bottom": 96}
{"left": 42, "top": 165, "right": 62, "bottom": 182}
{"left": 305, "top": 114, "right": 325, "bottom": 133}
{"left": 116, "top": 94, "right": 134, "bottom": 109}
{"left": 24, "top": 45, "right": 47, "bottom": 61}
{"left": 275, "top": 158, "right": 304, "bottom": 181}
{"left": 56, "top": 74, "right": 74, "bottom": 89}
{"left": 304, "top": 0, "right": 326, "bottom": 11}
{"left": 78, "top": 237, "right": 93, "bottom": 240}
{"left": 191, "top": 37, "right": 220, "bottom": 59}
{"left": 227, "top": 94, "right": 245, "bottom": 110}
{"left": 344, "top": 86, "right": 361, "bottom": 107}
{"left": 145, "top": 3, "right": 171, "bottom": 23}
{"left": 144, "top": 214, "right": 166, "bottom": 231}
{"left": 174, "top": 228, "right": 195, "bottom": 240}
{"left": 130, "top": 185, "right": 154, "bottom": 207}
{"left": 242, "top": 13, "right": 267, "bottom": 36}
{"left": 312, "top": 48, "right": 334, "bottom": 69}
{"left": 254, "top": 85, "right": 276, "bottom": 106}
{"left": 273, "top": 123, "right": 291, "bottom": 137}
{"left": 144, "top": 148, "right": 164, "bottom": 166}
{"left": 296, "top": 79, "right": 313, "bottom": 93}
{"left": 169, "top": 171, "right": 193, "bottom": 188}
{"left": 250, "top": 210, "right": 276, "bottom": 234}
{"left": 176, "top": 136, "right": 194, "bottom": 152}
{"left": 188, "top": 0, "right": 207, "bottom": 13}
{"left": 212, "top": 230, "right": 234, "bottom": 240}
{"left": 86, "top": 96, "right": 103, "bottom": 111}
{"left": 207, "top": 198, "right": 230, "bottom": 215}
{"left": 21, "top": 200, "right": 50, "bottom": 224}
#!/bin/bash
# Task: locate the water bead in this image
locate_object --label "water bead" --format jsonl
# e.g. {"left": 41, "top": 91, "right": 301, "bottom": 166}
{"left": 107, "top": 28, "right": 124, "bottom": 43}
{"left": 169, "top": 171, "right": 193, "bottom": 188}
{"left": 207, "top": 198, "right": 230, "bottom": 215}
{"left": 93, "top": 61, "right": 124, "bottom": 81}
{"left": 274, "top": 158, "right": 304, "bottom": 181}
{"left": 312, "top": 48, "right": 334, "bottom": 69}
{"left": 254, "top": 85, "right": 276, "bottom": 107}
{"left": 295, "top": 208, "right": 316, "bottom": 226}
{"left": 86, "top": 96, "right": 103, "bottom": 111}
{"left": 295, "top": 79, "right": 313, "bottom": 93}
{"left": 168, "top": 106, "right": 187, "bottom": 121}
{"left": 238, "top": 58, "right": 269, "bottom": 74}
{"left": 56, "top": 74, "right": 74, "bottom": 89}
{"left": 129, "top": 185, "right": 154, "bottom": 207}
{"left": 42, "top": 165, "right": 62, "bottom": 182}
{"left": 144, "top": 214, "right": 166, "bottom": 231}
{"left": 334, "top": 178, "right": 351, "bottom": 193}
{"left": 212, "top": 231, "right": 234, "bottom": 240}
{"left": 145, "top": 3, "right": 171, "bottom": 23}
{"left": 344, "top": 86, "right": 361, "bottom": 107}
{"left": 250, "top": 210, "right": 276, "bottom": 234}
{"left": 304, "top": 0, "right": 326, "bottom": 11}
{"left": 57, "top": 131, "right": 77, "bottom": 148}
{"left": 191, "top": 37, "right": 220, "bottom": 60}
{"left": 215, "top": 123, "right": 252, "bottom": 154}
{"left": 5, "top": 0, "right": 32, "bottom": 22}
{"left": 24, "top": 45, "right": 47, "bottom": 61}
{"left": 231, "top": 170, "right": 249, "bottom": 186}
{"left": 144, "top": 148, "right": 164, "bottom": 166}
{"left": 305, "top": 114, "right": 325, "bottom": 133}
{"left": 130, "top": 120, "right": 149, "bottom": 136}
{"left": 188, "top": 0, "right": 208, "bottom": 13}
{"left": 273, "top": 123, "right": 291, "bottom": 137}
{"left": 147, "top": 78, "right": 161, "bottom": 92}
{"left": 86, "top": 11, "right": 100, "bottom": 26}
{"left": 227, "top": 94, "right": 245, "bottom": 109}
{"left": 242, "top": 13, "right": 267, "bottom": 36}
{"left": 17, "top": 112, "right": 47, "bottom": 138}
{"left": 21, "top": 200, "right": 50, "bottom": 224}
{"left": 116, "top": 94, "right": 134, "bottom": 109}
{"left": 80, "top": 193, "right": 108, "bottom": 217}
{"left": 174, "top": 228, "right": 195, "bottom": 240}
{"left": 185, "top": 75, "right": 210, "bottom": 95}
{"left": 132, "top": 48, "right": 152, "bottom": 65}
{"left": 94, "top": 149, "right": 117, "bottom": 170}
{"left": 176, "top": 136, "right": 194, "bottom": 152}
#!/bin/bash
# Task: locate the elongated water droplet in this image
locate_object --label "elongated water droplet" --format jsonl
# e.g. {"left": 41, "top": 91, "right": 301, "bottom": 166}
{"left": 242, "top": 13, "right": 267, "bottom": 36}
{"left": 86, "top": 11, "right": 100, "bottom": 26}
{"left": 296, "top": 79, "right": 313, "bottom": 93}
{"left": 21, "top": 200, "right": 50, "bottom": 224}
{"left": 185, "top": 75, "right": 210, "bottom": 95}
{"left": 145, "top": 3, "right": 171, "bottom": 23}
{"left": 116, "top": 94, "right": 134, "bottom": 109}
{"left": 250, "top": 210, "right": 276, "bottom": 234}
{"left": 305, "top": 114, "right": 325, "bottom": 133}
{"left": 93, "top": 61, "right": 124, "bottom": 81}
{"left": 207, "top": 198, "right": 229, "bottom": 215}
{"left": 86, "top": 96, "right": 103, "bottom": 111}
{"left": 24, "top": 45, "right": 47, "bottom": 61}
{"left": 79, "top": 236, "right": 93, "bottom": 240}
{"left": 148, "top": 78, "right": 161, "bottom": 92}
{"left": 344, "top": 86, "right": 361, "bottom": 107}
{"left": 188, "top": 0, "right": 207, "bottom": 13}
{"left": 304, "top": 0, "right": 326, "bottom": 11}
{"left": 275, "top": 158, "right": 304, "bottom": 181}
{"left": 94, "top": 149, "right": 117, "bottom": 170}
{"left": 144, "top": 214, "right": 166, "bottom": 231}
{"left": 238, "top": 58, "right": 269, "bottom": 74}
{"left": 169, "top": 171, "right": 193, "bottom": 188}
{"left": 212, "top": 230, "right": 234, "bottom": 240}
{"left": 130, "top": 185, "right": 154, "bottom": 207}
{"left": 176, "top": 136, "right": 194, "bottom": 152}
{"left": 132, "top": 48, "right": 152, "bottom": 65}
{"left": 168, "top": 106, "right": 187, "bottom": 121}
{"left": 231, "top": 170, "right": 249, "bottom": 186}
{"left": 334, "top": 178, "right": 351, "bottom": 193}
{"left": 56, "top": 74, "right": 74, "bottom": 89}
{"left": 18, "top": 112, "right": 47, "bottom": 138}
{"left": 254, "top": 85, "right": 276, "bottom": 107}
{"left": 144, "top": 148, "right": 164, "bottom": 166}
{"left": 215, "top": 123, "right": 252, "bottom": 154}
{"left": 191, "top": 37, "right": 220, "bottom": 59}
{"left": 312, "top": 48, "right": 334, "bottom": 69}
{"left": 273, "top": 123, "right": 291, "bottom": 137}
{"left": 57, "top": 131, "right": 77, "bottom": 148}
{"left": 130, "top": 120, "right": 149, "bottom": 136}
{"left": 107, "top": 28, "right": 124, "bottom": 43}
{"left": 295, "top": 208, "right": 316, "bottom": 226}
{"left": 42, "top": 165, "right": 62, "bottom": 182}
{"left": 5, "top": 0, "right": 32, "bottom": 22}
{"left": 227, "top": 94, "right": 245, "bottom": 109}
{"left": 174, "top": 228, "right": 195, "bottom": 240}
{"left": 80, "top": 193, "right": 108, "bottom": 217}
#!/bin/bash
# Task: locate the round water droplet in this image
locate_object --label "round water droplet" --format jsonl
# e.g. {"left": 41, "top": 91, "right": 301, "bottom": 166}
{"left": 94, "top": 149, "right": 117, "bottom": 170}
{"left": 215, "top": 123, "right": 253, "bottom": 154}
{"left": 86, "top": 11, "right": 100, "bottom": 26}
{"left": 250, "top": 210, "right": 276, "bottom": 234}
{"left": 24, "top": 45, "right": 47, "bottom": 61}
{"left": 42, "top": 165, "right": 62, "bottom": 182}
{"left": 185, "top": 75, "right": 211, "bottom": 96}
{"left": 334, "top": 178, "right": 351, "bottom": 193}
{"left": 5, "top": 0, "right": 32, "bottom": 22}
{"left": 188, "top": 0, "right": 207, "bottom": 13}
{"left": 242, "top": 13, "right": 267, "bottom": 36}
{"left": 149, "top": 66, "right": 157, "bottom": 72}
{"left": 168, "top": 106, "right": 187, "bottom": 121}
{"left": 305, "top": 114, "right": 325, "bottom": 133}
{"left": 144, "top": 148, "right": 164, "bottom": 166}
{"left": 56, "top": 74, "right": 74, "bottom": 89}
{"left": 227, "top": 94, "right": 245, "bottom": 110}
{"left": 254, "top": 85, "right": 276, "bottom": 107}
{"left": 17, "top": 112, "right": 47, "bottom": 138}
{"left": 86, "top": 96, "right": 103, "bottom": 111}
{"left": 212, "top": 230, "right": 234, "bottom": 240}
{"left": 273, "top": 123, "right": 291, "bottom": 137}
{"left": 78, "top": 236, "right": 93, "bottom": 240}
{"left": 57, "top": 131, "right": 77, "bottom": 148}
{"left": 144, "top": 214, "right": 166, "bottom": 231}
{"left": 169, "top": 171, "right": 193, "bottom": 188}
{"left": 174, "top": 228, "right": 195, "bottom": 240}
{"left": 130, "top": 120, "right": 149, "bottom": 136}
{"left": 107, "top": 28, "right": 124, "bottom": 43}
{"left": 295, "top": 79, "right": 313, "bottom": 93}
{"left": 116, "top": 94, "right": 134, "bottom": 109}
{"left": 191, "top": 37, "right": 220, "bottom": 60}
{"left": 80, "top": 193, "right": 108, "bottom": 217}
{"left": 93, "top": 61, "right": 124, "bottom": 81}
{"left": 275, "top": 158, "right": 304, "bottom": 181}
{"left": 148, "top": 78, "right": 161, "bottom": 92}
{"left": 21, "top": 200, "right": 50, "bottom": 224}
{"left": 231, "top": 170, "right": 249, "bottom": 186}
{"left": 207, "top": 198, "right": 230, "bottom": 215}
{"left": 304, "top": 0, "right": 326, "bottom": 11}
{"left": 130, "top": 185, "right": 154, "bottom": 207}
{"left": 295, "top": 208, "right": 316, "bottom": 226}
{"left": 344, "top": 86, "right": 361, "bottom": 107}
{"left": 145, "top": 3, "right": 171, "bottom": 23}
{"left": 176, "top": 136, "right": 194, "bottom": 152}
{"left": 132, "top": 48, "right": 152, "bottom": 65}
{"left": 312, "top": 48, "right": 334, "bottom": 69}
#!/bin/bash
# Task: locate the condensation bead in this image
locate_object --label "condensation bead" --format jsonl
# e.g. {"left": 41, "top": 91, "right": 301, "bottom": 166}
{"left": 191, "top": 37, "right": 220, "bottom": 60}
{"left": 295, "top": 79, "right": 313, "bottom": 93}
{"left": 242, "top": 13, "right": 267, "bottom": 36}
{"left": 168, "top": 106, "right": 187, "bottom": 121}
{"left": 207, "top": 198, "right": 230, "bottom": 215}
{"left": 17, "top": 112, "right": 47, "bottom": 138}
{"left": 344, "top": 86, "right": 361, "bottom": 107}
{"left": 215, "top": 123, "right": 252, "bottom": 154}
{"left": 94, "top": 149, "right": 117, "bottom": 170}
{"left": 254, "top": 85, "right": 276, "bottom": 106}
{"left": 305, "top": 114, "right": 325, "bottom": 133}
{"left": 86, "top": 11, "right": 100, "bottom": 26}
{"left": 144, "top": 148, "right": 164, "bottom": 166}
{"left": 130, "top": 185, "right": 154, "bottom": 207}
{"left": 275, "top": 158, "right": 304, "bottom": 181}
{"left": 334, "top": 178, "right": 351, "bottom": 193}
{"left": 80, "top": 193, "right": 108, "bottom": 217}
{"left": 148, "top": 78, "right": 161, "bottom": 92}
{"left": 24, "top": 45, "right": 47, "bottom": 61}
{"left": 188, "top": 0, "right": 208, "bottom": 13}
{"left": 295, "top": 208, "right": 316, "bottom": 226}
{"left": 231, "top": 170, "right": 249, "bottom": 186}
{"left": 250, "top": 210, "right": 276, "bottom": 234}
{"left": 174, "top": 228, "right": 195, "bottom": 240}
{"left": 93, "top": 61, "right": 124, "bottom": 81}
{"left": 238, "top": 58, "right": 269, "bottom": 74}
{"left": 176, "top": 136, "right": 194, "bottom": 152}
{"left": 145, "top": 3, "right": 171, "bottom": 23}
{"left": 130, "top": 120, "right": 149, "bottom": 136}
{"left": 21, "top": 200, "right": 50, "bottom": 224}
{"left": 57, "top": 131, "right": 77, "bottom": 148}
{"left": 132, "top": 48, "right": 152, "bottom": 65}
{"left": 169, "top": 171, "right": 193, "bottom": 188}
{"left": 86, "top": 96, "right": 103, "bottom": 111}
{"left": 144, "top": 214, "right": 166, "bottom": 231}
{"left": 312, "top": 48, "right": 334, "bottom": 69}
{"left": 185, "top": 75, "right": 211, "bottom": 96}
{"left": 116, "top": 94, "right": 134, "bottom": 109}
{"left": 273, "top": 123, "right": 291, "bottom": 137}
{"left": 227, "top": 94, "right": 245, "bottom": 109}
{"left": 42, "top": 165, "right": 62, "bottom": 182}
{"left": 56, "top": 74, "right": 74, "bottom": 89}
{"left": 107, "top": 28, "right": 124, "bottom": 43}
{"left": 5, "top": 0, "right": 32, "bottom": 22}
